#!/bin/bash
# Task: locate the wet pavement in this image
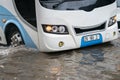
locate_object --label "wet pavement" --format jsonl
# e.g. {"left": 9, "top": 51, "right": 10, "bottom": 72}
{"left": 0, "top": 39, "right": 120, "bottom": 80}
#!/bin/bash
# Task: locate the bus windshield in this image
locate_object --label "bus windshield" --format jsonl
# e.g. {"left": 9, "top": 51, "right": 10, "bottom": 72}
{"left": 40, "top": 0, "right": 115, "bottom": 11}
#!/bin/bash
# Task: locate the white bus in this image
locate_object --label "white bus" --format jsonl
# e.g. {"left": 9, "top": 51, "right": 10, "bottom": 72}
{"left": 0, "top": 0, "right": 118, "bottom": 52}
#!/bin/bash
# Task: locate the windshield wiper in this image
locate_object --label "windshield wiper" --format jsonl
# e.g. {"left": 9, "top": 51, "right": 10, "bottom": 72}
{"left": 40, "top": 0, "right": 60, "bottom": 3}
{"left": 53, "top": 0, "right": 83, "bottom": 9}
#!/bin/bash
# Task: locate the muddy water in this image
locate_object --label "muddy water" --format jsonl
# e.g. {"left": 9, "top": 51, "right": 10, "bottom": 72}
{"left": 0, "top": 39, "right": 120, "bottom": 80}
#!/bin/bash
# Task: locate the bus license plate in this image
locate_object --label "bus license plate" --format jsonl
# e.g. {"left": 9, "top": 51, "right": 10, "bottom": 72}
{"left": 84, "top": 34, "right": 100, "bottom": 42}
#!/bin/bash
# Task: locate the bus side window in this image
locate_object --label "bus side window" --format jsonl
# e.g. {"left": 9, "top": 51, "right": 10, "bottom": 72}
{"left": 14, "top": 0, "right": 37, "bottom": 27}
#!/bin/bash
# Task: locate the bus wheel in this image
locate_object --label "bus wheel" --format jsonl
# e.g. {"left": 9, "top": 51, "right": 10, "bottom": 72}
{"left": 6, "top": 27, "right": 24, "bottom": 47}
{"left": 10, "top": 31, "right": 24, "bottom": 47}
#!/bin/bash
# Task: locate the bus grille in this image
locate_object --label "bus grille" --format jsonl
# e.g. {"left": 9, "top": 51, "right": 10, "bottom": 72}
{"left": 74, "top": 22, "right": 106, "bottom": 34}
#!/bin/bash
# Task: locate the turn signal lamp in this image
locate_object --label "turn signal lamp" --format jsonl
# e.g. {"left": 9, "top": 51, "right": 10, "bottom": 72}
{"left": 45, "top": 25, "right": 52, "bottom": 32}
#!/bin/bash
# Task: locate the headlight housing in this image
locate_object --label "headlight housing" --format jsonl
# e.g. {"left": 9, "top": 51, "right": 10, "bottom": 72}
{"left": 42, "top": 24, "right": 69, "bottom": 34}
{"left": 108, "top": 15, "right": 117, "bottom": 27}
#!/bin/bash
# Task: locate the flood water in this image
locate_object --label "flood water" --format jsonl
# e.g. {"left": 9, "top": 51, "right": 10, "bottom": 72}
{"left": 0, "top": 38, "right": 120, "bottom": 80}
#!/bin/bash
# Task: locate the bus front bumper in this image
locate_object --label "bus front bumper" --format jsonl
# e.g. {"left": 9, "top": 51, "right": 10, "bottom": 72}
{"left": 39, "top": 24, "right": 118, "bottom": 52}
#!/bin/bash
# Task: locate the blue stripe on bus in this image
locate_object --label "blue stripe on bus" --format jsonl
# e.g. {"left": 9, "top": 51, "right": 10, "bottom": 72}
{"left": 0, "top": 6, "right": 37, "bottom": 49}
{"left": 81, "top": 34, "right": 103, "bottom": 47}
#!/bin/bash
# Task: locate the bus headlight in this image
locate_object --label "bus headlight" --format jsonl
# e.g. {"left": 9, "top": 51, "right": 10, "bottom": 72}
{"left": 59, "top": 26, "right": 66, "bottom": 33}
{"left": 108, "top": 15, "right": 117, "bottom": 27}
{"left": 42, "top": 25, "right": 69, "bottom": 34}
{"left": 52, "top": 26, "right": 58, "bottom": 32}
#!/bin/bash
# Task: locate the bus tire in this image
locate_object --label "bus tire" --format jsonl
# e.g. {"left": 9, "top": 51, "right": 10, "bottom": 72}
{"left": 6, "top": 25, "right": 24, "bottom": 47}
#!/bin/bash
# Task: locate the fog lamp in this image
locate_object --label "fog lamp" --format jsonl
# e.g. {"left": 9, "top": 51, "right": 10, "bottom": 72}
{"left": 58, "top": 41, "right": 64, "bottom": 47}
{"left": 113, "top": 31, "right": 116, "bottom": 36}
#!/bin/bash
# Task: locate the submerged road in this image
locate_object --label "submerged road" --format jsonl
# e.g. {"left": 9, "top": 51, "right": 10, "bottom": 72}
{"left": 0, "top": 38, "right": 120, "bottom": 80}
